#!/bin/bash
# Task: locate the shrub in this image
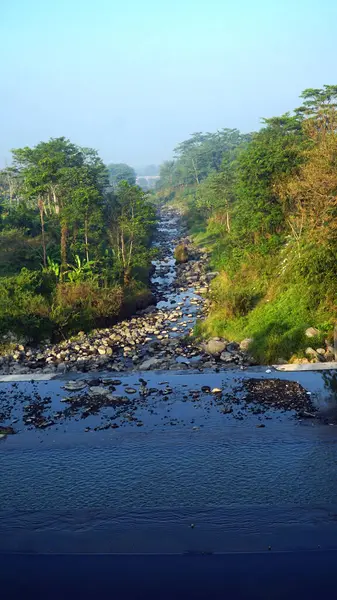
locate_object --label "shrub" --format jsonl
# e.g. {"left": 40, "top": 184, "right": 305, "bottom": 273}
{"left": 0, "top": 269, "right": 54, "bottom": 342}
{"left": 51, "top": 282, "right": 123, "bottom": 335}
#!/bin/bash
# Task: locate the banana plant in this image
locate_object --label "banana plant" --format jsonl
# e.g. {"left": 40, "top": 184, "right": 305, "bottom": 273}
{"left": 44, "top": 256, "right": 61, "bottom": 279}
{"left": 65, "top": 254, "right": 98, "bottom": 284}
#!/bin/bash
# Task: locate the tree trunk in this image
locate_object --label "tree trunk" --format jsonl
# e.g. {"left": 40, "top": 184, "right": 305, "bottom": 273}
{"left": 38, "top": 198, "right": 47, "bottom": 268}
{"left": 226, "top": 210, "right": 231, "bottom": 233}
{"left": 84, "top": 216, "right": 89, "bottom": 262}
{"left": 123, "top": 268, "right": 131, "bottom": 285}
{"left": 60, "top": 221, "right": 68, "bottom": 280}
{"left": 191, "top": 158, "right": 200, "bottom": 185}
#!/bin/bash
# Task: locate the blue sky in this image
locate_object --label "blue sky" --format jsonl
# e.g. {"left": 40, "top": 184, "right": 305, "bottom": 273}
{"left": 1, "top": 0, "right": 337, "bottom": 167}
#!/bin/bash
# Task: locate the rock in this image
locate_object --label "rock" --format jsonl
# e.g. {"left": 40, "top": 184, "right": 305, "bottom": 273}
{"left": 139, "top": 357, "right": 161, "bottom": 370}
{"left": 125, "top": 387, "right": 137, "bottom": 394}
{"left": 240, "top": 338, "right": 253, "bottom": 352}
{"left": 220, "top": 351, "right": 233, "bottom": 363}
{"left": 106, "top": 394, "right": 129, "bottom": 404}
{"left": 211, "top": 387, "right": 222, "bottom": 394}
{"left": 305, "top": 327, "right": 320, "bottom": 338}
{"left": 226, "top": 342, "right": 240, "bottom": 353}
{"left": 305, "top": 347, "right": 321, "bottom": 361}
{"left": 97, "top": 346, "right": 106, "bottom": 355}
{"left": 256, "top": 424, "right": 265, "bottom": 428}
{"left": 89, "top": 386, "right": 108, "bottom": 396}
{"left": 298, "top": 410, "right": 316, "bottom": 419}
{"left": 274, "top": 358, "right": 287, "bottom": 365}
{"left": 205, "top": 271, "right": 219, "bottom": 281}
{"left": 0, "top": 425, "right": 15, "bottom": 435}
{"left": 316, "top": 348, "right": 326, "bottom": 356}
{"left": 204, "top": 339, "right": 226, "bottom": 357}
{"left": 221, "top": 406, "right": 233, "bottom": 414}
{"left": 201, "top": 386, "right": 211, "bottom": 393}
{"left": 64, "top": 380, "right": 87, "bottom": 391}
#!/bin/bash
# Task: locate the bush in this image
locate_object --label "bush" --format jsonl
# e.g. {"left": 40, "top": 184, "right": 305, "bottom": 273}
{"left": 0, "top": 269, "right": 54, "bottom": 342}
{"left": 123, "top": 280, "right": 154, "bottom": 314}
{"left": 0, "top": 229, "right": 42, "bottom": 275}
{"left": 0, "top": 269, "right": 126, "bottom": 342}
{"left": 51, "top": 282, "right": 123, "bottom": 335}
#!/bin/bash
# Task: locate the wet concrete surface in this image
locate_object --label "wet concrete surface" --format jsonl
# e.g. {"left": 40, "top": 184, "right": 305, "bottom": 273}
{"left": 1, "top": 368, "right": 337, "bottom": 554}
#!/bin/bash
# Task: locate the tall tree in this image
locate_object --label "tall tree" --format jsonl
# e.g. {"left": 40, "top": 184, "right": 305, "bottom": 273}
{"left": 108, "top": 182, "right": 155, "bottom": 284}
{"left": 107, "top": 163, "right": 136, "bottom": 188}
{"left": 12, "top": 138, "right": 107, "bottom": 274}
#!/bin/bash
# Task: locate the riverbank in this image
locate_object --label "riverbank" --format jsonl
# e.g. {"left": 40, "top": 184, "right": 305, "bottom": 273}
{"left": 0, "top": 209, "right": 252, "bottom": 376}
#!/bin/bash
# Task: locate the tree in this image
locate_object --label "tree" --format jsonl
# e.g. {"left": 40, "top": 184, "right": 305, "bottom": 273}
{"left": 108, "top": 182, "right": 155, "bottom": 284}
{"left": 107, "top": 163, "right": 136, "bottom": 188}
{"left": 158, "top": 160, "right": 177, "bottom": 188}
{"left": 295, "top": 85, "right": 337, "bottom": 135}
{"left": 231, "top": 115, "right": 305, "bottom": 249}
{"left": 12, "top": 138, "right": 107, "bottom": 275}
{"left": 136, "top": 165, "right": 159, "bottom": 176}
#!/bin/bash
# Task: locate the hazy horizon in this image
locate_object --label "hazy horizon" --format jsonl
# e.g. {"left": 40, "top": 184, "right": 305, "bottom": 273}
{"left": 1, "top": 0, "right": 337, "bottom": 169}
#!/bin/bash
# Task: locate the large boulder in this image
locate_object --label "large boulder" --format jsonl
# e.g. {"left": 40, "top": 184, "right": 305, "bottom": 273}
{"left": 139, "top": 357, "right": 162, "bottom": 370}
{"left": 174, "top": 244, "right": 189, "bottom": 264}
{"left": 305, "top": 327, "right": 320, "bottom": 338}
{"left": 305, "top": 347, "right": 323, "bottom": 362}
{"left": 205, "top": 271, "right": 219, "bottom": 282}
{"left": 204, "top": 339, "right": 227, "bottom": 357}
{"left": 219, "top": 351, "right": 233, "bottom": 363}
{"left": 239, "top": 338, "right": 253, "bottom": 352}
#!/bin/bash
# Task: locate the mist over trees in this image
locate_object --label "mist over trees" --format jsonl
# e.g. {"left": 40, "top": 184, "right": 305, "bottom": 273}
{"left": 107, "top": 163, "right": 136, "bottom": 188}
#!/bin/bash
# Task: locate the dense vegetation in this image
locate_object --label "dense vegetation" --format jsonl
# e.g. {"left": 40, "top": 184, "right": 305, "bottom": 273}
{"left": 0, "top": 138, "right": 156, "bottom": 343}
{"left": 157, "top": 86, "right": 337, "bottom": 363}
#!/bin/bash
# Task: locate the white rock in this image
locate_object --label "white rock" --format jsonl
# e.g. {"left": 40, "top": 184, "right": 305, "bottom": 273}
{"left": 305, "top": 327, "right": 320, "bottom": 338}
{"left": 139, "top": 357, "right": 161, "bottom": 370}
{"left": 64, "top": 380, "right": 87, "bottom": 391}
{"left": 239, "top": 338, "right": 253, "bottom": 351}
{"left": 89, "top": 386, "right": 108, "bottom": 396}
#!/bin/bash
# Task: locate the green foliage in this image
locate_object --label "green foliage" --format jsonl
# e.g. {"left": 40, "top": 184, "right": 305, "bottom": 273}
{"left": 0, "top": 138, "right": 157, "bottom": 342}
{"left": 174, "top": 243, "right": 189, "bottom": 263}
{"left": 107, "top": 163, "right": 136, "bottom": 188}
{"left": 107, "top": 181, "right": 156, "bottom": 284}
{"left": 51, "top": 282, "right": 123, "bottom": 335}
{"left": 158, "top": 129, "right": 251, "bottom": 192}
{"left": 158, "top": 85, "right": 337, "bottom": 363}
{"left": 0, "top": 269, "right": 53, "bottom": 341}
{"left": 64, "top": 255, "right": 98, "bottom": 284}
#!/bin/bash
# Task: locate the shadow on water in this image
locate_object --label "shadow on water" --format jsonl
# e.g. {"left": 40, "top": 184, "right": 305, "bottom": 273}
{"left": 319, "top": 371, "right": 337, "bottom": 422}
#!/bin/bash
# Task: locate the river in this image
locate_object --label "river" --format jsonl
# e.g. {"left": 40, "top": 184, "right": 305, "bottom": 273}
{"left": 0, "top": 210, "right": 337, "bottom": 554}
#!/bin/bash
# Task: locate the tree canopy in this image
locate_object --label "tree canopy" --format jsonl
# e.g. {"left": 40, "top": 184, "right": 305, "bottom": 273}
{"left": 0, "top": 138, "right": 156, "bottom": 341}
{"left": 107, "top": 163, "right": 136, "bottom": 188}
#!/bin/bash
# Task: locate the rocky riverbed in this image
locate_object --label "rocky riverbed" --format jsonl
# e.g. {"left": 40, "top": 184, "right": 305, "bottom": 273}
{"left": 0, "top": 370, "right": 324, "bottom": 440}
{"left": 0, "top": 209, "right": 252, "bottom": 376}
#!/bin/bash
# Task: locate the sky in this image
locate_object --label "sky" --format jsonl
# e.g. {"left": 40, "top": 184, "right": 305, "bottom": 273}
{"left": 1, "top": 0, "right": 337, "bottom": 168}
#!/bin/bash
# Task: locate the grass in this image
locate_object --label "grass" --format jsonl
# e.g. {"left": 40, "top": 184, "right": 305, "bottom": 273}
{"left": 196, "top": 282, "right": 332, "bottom": 364}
